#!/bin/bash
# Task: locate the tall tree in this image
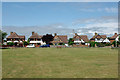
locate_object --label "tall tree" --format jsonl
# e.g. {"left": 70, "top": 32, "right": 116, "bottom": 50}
{"left": 0, "top": 30, "right": 7, "bottom": 44}
{"left": 42, "top": 34, "right": 54, "bottom": 44}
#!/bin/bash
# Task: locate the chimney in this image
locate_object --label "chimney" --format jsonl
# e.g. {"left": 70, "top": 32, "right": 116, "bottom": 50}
{"left": 75, "top": 33, "right": 77, "bottom": 36}
{"left": 10, "top": 32, "right": 13, "bottom": 35}
{"left": 32, "top": 32, "right": 34, "bottom": 35}
{"left": 115, "top": 33, "right": 117, "bottom": 35}
{"left": 54, "top": 33, "right": 57, "bottom": 36}
{"left": 95, "top": 32, "right": 97, "bottom": 35}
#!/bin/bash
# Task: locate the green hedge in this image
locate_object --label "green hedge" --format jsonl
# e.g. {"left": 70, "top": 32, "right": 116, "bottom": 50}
{"left": 7, "top": 42, "right": 15, "bottom": 46}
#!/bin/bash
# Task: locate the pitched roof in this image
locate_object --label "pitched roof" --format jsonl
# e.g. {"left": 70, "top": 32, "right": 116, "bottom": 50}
{"left": 110, "top": 33, "right": 118, "bottom": 39}
{"left": 90, "top": 34, "right": 107, "bottom": 40}
{"left": 57, "top": 35, "right": 68, "bottom": 43}
{"left": 29, "top": 33, "right": 42, "bottom": 39}
{"left": 7, "top": 32, "right": 25, "bottom": 39}
{"left": 73, "top": 35, "right": 89, "bottom": 42}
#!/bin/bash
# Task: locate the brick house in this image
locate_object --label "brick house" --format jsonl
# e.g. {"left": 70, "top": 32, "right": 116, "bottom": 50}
{"left": 6, "top": 32, "right": 25, "bottom": 46}
{"left": 73, "top": 33, "right": 89, "bottom": 47}
{"left": 109, "top": 33, "right": 120, "bottom": 44}
{"left": 90, "top": 33, "right": 110, "bottom": 43}
{"left": 29, "top": 32, "right": 45, "bottom": 47}
{"left": 50, "top": 33, "right": 68, "bottom": 45}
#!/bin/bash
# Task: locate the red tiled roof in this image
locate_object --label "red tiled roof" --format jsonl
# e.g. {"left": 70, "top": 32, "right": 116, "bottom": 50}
{"left": 57, "top": 35, "right": 68, "bottom": 43}
{"left": 73, "top": 35, "right": 89, "bottom": 42}
{"left": 110, "top": 33, "right": 118, "bottom": 39}
{"left": 7, "top": 32, "right": 25, "bottom": 39}
{"left": 90, "top": 34, "right": 107, "bottom": 40}
{"left": 29, "top": 33, "right": 42, "bottom": 39}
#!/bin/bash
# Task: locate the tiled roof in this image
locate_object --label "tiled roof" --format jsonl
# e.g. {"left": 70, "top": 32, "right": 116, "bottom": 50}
{"left": 110, "top": 33, "right": 118, "bottom": 39}
{"left": 73, "top": 35, "right": 89, "bottom": 42}
{"left": 90, "top": 34, "right": 107, "bottom": 40}
{"left": 29, "top": 33, "right": 42, "bottom": 39}
{"left": 7, "top": 32, "right": 25, "bottom": 39}
{"left": 57, "top": 35, "right": 68, "bottom": 43}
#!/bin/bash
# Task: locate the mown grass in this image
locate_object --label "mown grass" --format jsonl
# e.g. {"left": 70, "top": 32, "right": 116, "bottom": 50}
{"left": 2, "top": 48, "right": 118, "bottom": 78}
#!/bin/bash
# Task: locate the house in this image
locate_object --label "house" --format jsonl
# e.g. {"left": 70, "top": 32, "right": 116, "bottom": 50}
{"left": 6, "top": 32, "right": 25, "bottom": 46}
{"left": 50, "top": 33, "right": 68, "bottom": 45}
{"left": 90, "top": 33, "right": 110, "bottom": 43}
{"left": 73, "top": 33, "right": 89, "bottom": 46}
{"left": 109, "top": 33, "right": 120, "bottom": 44}
{"left": 29, "top": 32, "right": 46, "bottom": 47}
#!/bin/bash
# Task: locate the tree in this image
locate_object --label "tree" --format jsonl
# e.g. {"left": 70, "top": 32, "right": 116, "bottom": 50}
{"left": 0, "top": 30, "right": 7, "bottom": 44}
{"left": 23, "top": 41, "right": 29, "bottom": 46}
{"left": 68, "top": 38, "right": 74, "bottom": 45}
{"left": 42, "top": 34, "right": 54, "bottom": 44}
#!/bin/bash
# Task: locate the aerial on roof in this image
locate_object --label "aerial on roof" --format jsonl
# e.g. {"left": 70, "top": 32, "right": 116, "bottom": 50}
{"left": 7, "top": 32, "right": 25, "bottom": 39}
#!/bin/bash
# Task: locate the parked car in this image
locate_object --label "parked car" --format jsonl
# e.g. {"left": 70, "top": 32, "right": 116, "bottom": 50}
{"left": 26, "top": 44, "right": 35, "bottom": 48}
{"left": 40, "top": 44, "right": 50, "bottom": 48}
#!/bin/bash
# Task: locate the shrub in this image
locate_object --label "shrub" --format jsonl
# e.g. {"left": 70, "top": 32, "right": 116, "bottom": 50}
{"left": 105, "top": 43, "right": 111, "bottom": 46}
{"left": 58, "top": 43, "right": 65, "bottom": 45}
{"left": 96, "top": 43, "right": 105, "bottom": 47}
{"left": 89, "top": 41, "right": 96, "bottom": 47}
{"left": 23, "top": 41, "right": 29, "bottom": 45}
{"left": 7, "top": 42, "right": 14, "bottom": 46}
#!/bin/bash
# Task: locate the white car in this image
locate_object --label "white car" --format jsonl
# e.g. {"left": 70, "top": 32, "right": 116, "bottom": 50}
{"left": 26, "top": 44, "right": 35, "bottom": 48}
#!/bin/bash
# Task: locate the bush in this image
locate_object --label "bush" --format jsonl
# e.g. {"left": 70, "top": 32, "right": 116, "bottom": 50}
{"left": 89, "top": 41, "right": 96, "bottom": 47}
{"left": 105, "top": 43, "right": 111, "bottom": 46}
{"left": 23, "top": 41, "right": 29, "bottom": 45}
{"left": 68, "top": 38, "right": 74, "bottom": 45}
{"left": 96, "top": 43, "right": 105, "bottom": 47}
{"left": 7, "top": 42, "right": 14, "bottom": 46}
{"left": 58, "top": 43, "right": 65, "bottom": 45}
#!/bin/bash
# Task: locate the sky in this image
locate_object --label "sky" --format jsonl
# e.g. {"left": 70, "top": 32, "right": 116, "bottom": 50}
{"left": 2, "top": 2, "right": 118, "bottom": 39}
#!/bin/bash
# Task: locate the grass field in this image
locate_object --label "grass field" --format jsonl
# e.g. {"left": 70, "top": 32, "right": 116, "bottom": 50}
{"left": 2, "top": 48, "right": 118, "bottom": 78}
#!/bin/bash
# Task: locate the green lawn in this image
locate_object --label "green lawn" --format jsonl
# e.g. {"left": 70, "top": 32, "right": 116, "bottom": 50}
{"left": 2, "top": 48, "right": 118, "bottom": 78}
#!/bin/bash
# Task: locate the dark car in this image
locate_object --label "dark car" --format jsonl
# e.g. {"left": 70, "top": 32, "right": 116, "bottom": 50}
{"left": 40, "top": 44, "right": 50, "bottom": 48}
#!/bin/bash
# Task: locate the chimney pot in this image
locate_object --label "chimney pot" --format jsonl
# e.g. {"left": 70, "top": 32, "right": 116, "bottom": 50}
{"left": 95, "top": 32, "right": 97, "bottom": 35}
{"left": 75, "top": 33, "right": 77, "bottom": 36}
{"left": 115, "top": 33, "right": 117, "bottom": 35}
{"left": 54, "top": 33, "right": 57, "bottom": 36}
{"left": 10, "top": 32, "right": 13, "bottom": 35}
{"left": 32, "top": 32, "right": 34, "bottom": 35}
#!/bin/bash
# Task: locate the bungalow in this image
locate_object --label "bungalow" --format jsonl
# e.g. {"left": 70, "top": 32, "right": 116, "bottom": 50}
{"left": 50, "top": 33, "right": 68, "bottom": 45}
{"left": 29, "top": 32, "right": 46, "bottom": 47}
{"left": 6, "top": 32, "right": 25, "bottom": 46}
{"left": 90, "top": 33, "right": 110, "bottom": 43}
{"left": 109, "top": 33, "right": 120, "bottom": 44}
{"left": 73, "top": 33, "right": 89, "bottom": 46}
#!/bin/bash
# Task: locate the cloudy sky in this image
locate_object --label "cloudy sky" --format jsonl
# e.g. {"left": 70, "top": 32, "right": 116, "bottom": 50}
{"left": 2, "top": 2, "right": 118, "bottom": 39}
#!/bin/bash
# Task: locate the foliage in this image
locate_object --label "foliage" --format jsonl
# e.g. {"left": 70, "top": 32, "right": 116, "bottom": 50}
{"left": 23, "top": 41, "right": 29, "bottom": 45}
{"left": 68, "top": 38, "right": 74, "bottom": 45}
{"left": 7, "top": 42, "right": 14, "bottom": 46}
{"left": 119, "top": 36, "right": 120, "bottom": 41}
{"left": 58, "top": 43, "right": 65, "bottom": 45}
{"left": 0, "top": 30, "right": 7, "bottom": 43}
{"left": 42, "top": 34, "right": 54, "bottom": 44}
{"left": 96, "top": 43, "right": 105, "bottom": 47}
{"left": 105, "top": 43, "right": 111, "bottom": 46}
{"left": 89, "top": 41, "right": 96, "bottom": 47}
{"left": 27, "top": 38, "right": 30, "bottom": 43}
